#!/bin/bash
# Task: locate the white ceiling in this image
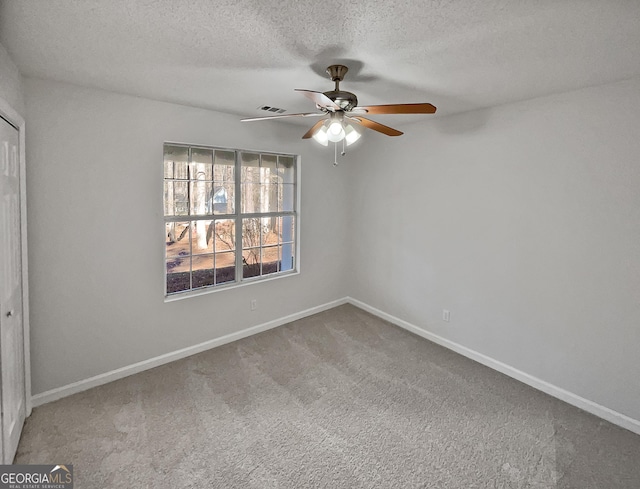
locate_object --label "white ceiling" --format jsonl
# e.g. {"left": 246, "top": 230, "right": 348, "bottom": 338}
{"left": 2, "top": 0, "right": 640, "bottom": 128}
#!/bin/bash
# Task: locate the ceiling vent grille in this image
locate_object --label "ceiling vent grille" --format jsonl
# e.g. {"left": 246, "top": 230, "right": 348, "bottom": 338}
{"left": 258, "top": 105, "right": 286, "bottom": 114}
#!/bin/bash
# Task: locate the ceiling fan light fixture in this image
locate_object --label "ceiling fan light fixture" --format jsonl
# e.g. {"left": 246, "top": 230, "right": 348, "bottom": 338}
{"left": 312, "top": 125, "right": 329, "bottom": 146}
{"left": 326, "top": 120, "right": 346, "bottom": 142}
{"left": 344, "top": 124, "right": 361, "bottom": 146}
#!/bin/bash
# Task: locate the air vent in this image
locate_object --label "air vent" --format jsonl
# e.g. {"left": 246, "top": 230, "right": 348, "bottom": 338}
{"left": 258, "top": 105, "right": 286, "bottom": 114}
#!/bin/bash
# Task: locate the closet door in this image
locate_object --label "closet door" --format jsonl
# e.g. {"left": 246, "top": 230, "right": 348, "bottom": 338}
{"left": 0, "top": 114, "right": 26, "bottom": 463}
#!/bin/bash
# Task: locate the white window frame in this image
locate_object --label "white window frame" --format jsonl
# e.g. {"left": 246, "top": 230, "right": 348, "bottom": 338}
{"left": 163, "top": 142, "right": 300, "bottom": 300}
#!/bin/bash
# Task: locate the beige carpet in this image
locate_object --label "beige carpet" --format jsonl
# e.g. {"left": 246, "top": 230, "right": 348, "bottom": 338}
{"left": 16, "top": 304, "right": 640, "bottom": 488}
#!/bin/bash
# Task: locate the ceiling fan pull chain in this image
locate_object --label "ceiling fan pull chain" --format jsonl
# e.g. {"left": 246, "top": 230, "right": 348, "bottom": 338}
{"left": 341, "top": 138, "right": 346, "bottom": 157}
{"left": 333, "top": 141, "right": 339, "bottom": 166}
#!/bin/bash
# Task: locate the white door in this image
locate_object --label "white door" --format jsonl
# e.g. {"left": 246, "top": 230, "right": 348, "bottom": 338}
{"left": 0, "top": 114, "right": 26, "bottom": 463}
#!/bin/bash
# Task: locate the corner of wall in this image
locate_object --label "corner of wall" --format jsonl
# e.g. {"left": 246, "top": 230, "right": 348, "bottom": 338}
{"left": 0, "top": 41, "right": 25, "bottom": 115}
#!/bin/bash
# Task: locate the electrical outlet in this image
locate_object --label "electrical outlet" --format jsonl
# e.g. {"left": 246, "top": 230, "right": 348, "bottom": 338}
{"left": 251, "top": 299, "right": 257, "bottom": 311}
{"left": 442, "top": 309, "right": 450, "bottom": 322}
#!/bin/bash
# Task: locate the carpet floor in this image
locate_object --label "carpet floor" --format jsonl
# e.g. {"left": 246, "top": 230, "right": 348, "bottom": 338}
{"left": 16, "top": 304, "right": 640, "bottom": 488}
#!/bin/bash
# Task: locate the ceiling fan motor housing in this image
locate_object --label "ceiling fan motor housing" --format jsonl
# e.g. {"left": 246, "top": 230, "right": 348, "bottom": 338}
{"left": 323, "top": 90, "right": 358, "bottom": 111}
{"left": 323, "top": 64, "right": 358, "bottom": 110}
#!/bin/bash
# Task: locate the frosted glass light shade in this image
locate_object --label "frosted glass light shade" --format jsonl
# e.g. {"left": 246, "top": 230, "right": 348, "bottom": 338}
{"left": 344, "top": 125, "right": 361, "bottom": 146}
{"left": 312, "top": 126, "right": 329, "bottom": 146}
{"left": 327, "top": 121, "right": 345, "bottom": 142}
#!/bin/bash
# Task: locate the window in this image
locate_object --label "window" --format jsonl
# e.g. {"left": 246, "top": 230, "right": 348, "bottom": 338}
{"left": 164, "top": 144, "right": 297, "bottom": 296}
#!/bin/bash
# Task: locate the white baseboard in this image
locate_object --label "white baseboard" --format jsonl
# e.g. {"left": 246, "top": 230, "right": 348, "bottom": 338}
{"left": 32, "top": 295, "right": 640, "bottom": 437}
{"left": 32, "top": 298, "right": 348, "bottom": 407}
{"left": 346, "top": 297, "right": 640, "bottom": 436}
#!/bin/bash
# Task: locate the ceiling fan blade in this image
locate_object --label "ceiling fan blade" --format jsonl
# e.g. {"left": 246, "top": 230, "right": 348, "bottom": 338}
{"left": 295, "top": 89, "right": 341, "bottom": 111}
{"left": 302, "top": 119, "right": 327, "bottom": 139}
{"left": 241, "top": 112, "right": 324, "bottom": 122}
{"left": 351, "top": 103, "right": 437, "bottom": 115}
{"left": 347, "top": 116, "right": 403, "bottom": 137}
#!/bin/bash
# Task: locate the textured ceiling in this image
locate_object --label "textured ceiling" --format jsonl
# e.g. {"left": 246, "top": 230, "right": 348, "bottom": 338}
{"left": 2, "top": 0, "right": 640, "bottom": 127}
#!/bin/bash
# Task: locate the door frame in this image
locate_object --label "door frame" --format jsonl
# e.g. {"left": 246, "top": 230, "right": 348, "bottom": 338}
{"left": 0, "top": 95, "right": 31, "bottom": 418}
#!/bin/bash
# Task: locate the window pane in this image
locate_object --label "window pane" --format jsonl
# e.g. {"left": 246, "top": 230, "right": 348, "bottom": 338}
{"left": 262, "top": 245, "right": 279, "bottom": 275}
{"left": 165, "top": 181, "right": 189, "bottom": 215}
{"left": 165, "top": 254, "right": 190, "bottom": 274}
{"left": 280, "top": 215, "right": 295, "bottom": 243}
{"left": 164, "top": 145, "right": 188, "bottom": 179}
{"left": 244, "top": 185, "right": 279, "bottom": 213}
{"left": 190, "top": 181, "right": 213, "bottom": 216}
{"left": 166, "top": 221, "right": 190, "bottom": 257}
{"left": 278, "top": 156, "right": 295, "bottom": 184}
{"left": 191, "top": 148, "right": 213, "bottom": 180}
{"left": 280, "top": 215, "right": 295, "bottom": 272}
{"left": 241, "top": 184, "right": 278, "bottom": 213}
{"left": 192, "top": 254, "right": 215, "bottom": 289}
{"left": 175, "top": 182, "right": 189, "bottom": 215}
{"left": 175, "top": 162, "right": 189, "bottom": 180}
{"left": 215, "top": 251, "right": 235, "bottom": 284}
{"left": 241, "top": 183, "right": 260, "bottom": 213}
{"left": 191, "top": 220, "right": 214, "bottom": 255}
{"left": 163, "top": 181, "right": 174, "bottom": 216}
{"left": 279, "top": 184, "right": 295, "bottom": 212}
{"left": 214, "top": 219, "right": 235, "bottom": 252}
{"left": 190, "top": 151, "right": 213, "bottom": 217}
{"left": 259, "top": 155, "right": 278, "bottom": 213}
{"left": 213, "top": 184, "right": 234, "bottom": 215}
{"left": 166, "top": 218, "right": 191, "bottom": 294}
{"left": 192, "top": 163, "right": 213, "bottom": 181}
{"left": 264, "top": 182, "right": 278, "bottom": 213}
{"left": 281, "top": 242, "right": 295, "bottom": 272}
{"left": 242, "top": 218, "right": 261, "bottom": 249}
{"left": 261, "top": 217, "right": 279, "bottom": 246}
{"left": 164, "top": 160, "right": 173, "bottom": 179}
{"left": 241, "top": 152, "right": 260, "bottom": 184}
{"left": 242, "top": 152, "right": 260, "bottom": 214}
{"left": 191, "top": 166, "right": 213, "bottom": 182}
{"left": 214, "top": 150, "right": 235, "bottom": 183}
{"left": 261, "top": 154, "right": 277, "bottom": 184}
{"left": 165, "top": 181, "right": 190, "bottom": 216}
{"left": 166, "top": 261, "right": 191, "bottom": 294}
{"left": 242, "top": 248, "right": 261, "bottom": 278}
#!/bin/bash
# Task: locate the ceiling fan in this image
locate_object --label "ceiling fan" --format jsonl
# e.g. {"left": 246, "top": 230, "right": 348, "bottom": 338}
{"left": 241, "top": 64, "right": 437, "bottom": 148}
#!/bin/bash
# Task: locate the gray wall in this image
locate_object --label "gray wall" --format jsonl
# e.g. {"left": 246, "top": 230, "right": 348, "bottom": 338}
{"left": 347, "top": 77, "right": 640, "bottom": 421}
{"left": 0, "top": 41, "right": 23, "bottom": 114}
{"left": 19, "top": 71, "right": 640, "bottom": 424}
{"left": 24, "top": 78, "right": 350, "bottom": 394}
